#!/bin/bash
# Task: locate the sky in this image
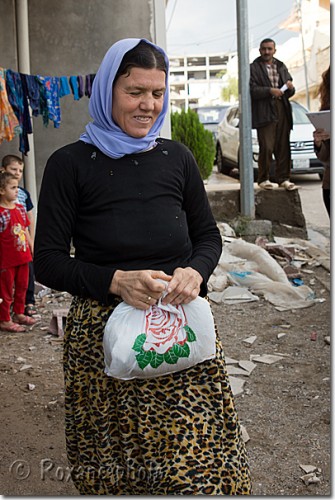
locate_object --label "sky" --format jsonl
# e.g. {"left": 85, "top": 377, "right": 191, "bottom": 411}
{"left": 165, "top": 0, "right": 300, "bottom": 56}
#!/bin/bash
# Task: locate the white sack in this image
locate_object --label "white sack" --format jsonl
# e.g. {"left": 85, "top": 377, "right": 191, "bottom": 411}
{"left": 103, "top": 295, "right": 216, "bottom": 380}
{"left": 228, "top": 238, "right": 289, "bottom": 283}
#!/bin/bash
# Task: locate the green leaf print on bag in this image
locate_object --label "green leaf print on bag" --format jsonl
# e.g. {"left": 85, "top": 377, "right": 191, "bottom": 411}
{"left": 132, "top": 333, "right": 146, "bottom": 352}
{"left": 132, "top": 305, "right": 197, "bottom": 371}
{"left": 184, "top": 325, "right": 196, "bottom": 342}
{"left": 135, "top": 349, "right": 154, "bottom": 370}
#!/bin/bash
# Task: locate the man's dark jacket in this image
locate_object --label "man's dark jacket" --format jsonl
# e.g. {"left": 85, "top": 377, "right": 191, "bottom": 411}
{"left": 250, "top": 56, "right": 295, "bottom": 129}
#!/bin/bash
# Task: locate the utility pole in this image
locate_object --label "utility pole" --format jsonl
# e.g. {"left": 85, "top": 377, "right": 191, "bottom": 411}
{"left": 236, "top": 0, "right": 255, "bottom": 217}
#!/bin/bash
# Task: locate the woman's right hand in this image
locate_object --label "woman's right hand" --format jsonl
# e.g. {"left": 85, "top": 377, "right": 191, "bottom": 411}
{"left": 110, "top": 269, "right": 171, "bottom": 310}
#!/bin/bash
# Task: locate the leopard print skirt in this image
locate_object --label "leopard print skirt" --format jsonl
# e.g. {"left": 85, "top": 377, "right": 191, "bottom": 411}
{"left": 63, "top": 296, "right": 252, "bottom": 495}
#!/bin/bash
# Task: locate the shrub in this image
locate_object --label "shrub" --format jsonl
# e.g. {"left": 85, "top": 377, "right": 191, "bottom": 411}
{"left": 171, "top": 109, "right": 215, "bottom": 180}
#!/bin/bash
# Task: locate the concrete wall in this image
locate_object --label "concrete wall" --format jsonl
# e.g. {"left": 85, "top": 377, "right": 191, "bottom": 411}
{"left": 206, "top": 187, "right": 308, "bottom": 239}
{"left": 0, "top": 0, "right": 155, "bottom": 195}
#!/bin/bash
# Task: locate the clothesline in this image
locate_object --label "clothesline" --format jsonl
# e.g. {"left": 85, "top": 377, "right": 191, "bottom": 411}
{"left": 0, "top": 67, "right": 96, "bottom": 155}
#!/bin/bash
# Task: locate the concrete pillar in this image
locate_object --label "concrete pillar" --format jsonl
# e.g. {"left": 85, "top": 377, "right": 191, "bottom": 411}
{"left": 15, "top": 0, "right": 38, "bottom": 211}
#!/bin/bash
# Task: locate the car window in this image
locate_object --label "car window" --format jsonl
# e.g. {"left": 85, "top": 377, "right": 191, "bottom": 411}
{"left": 196, "top": 107, "right": 228, "bottom": 124}
{"left": 227, "top": 108, "right": 238, "bottom": 123}
{"left": 218, "top": 107, "right": 228, "bottom": 122}
{"left": 291, "top": 102, "right": 311, "bottom": 125}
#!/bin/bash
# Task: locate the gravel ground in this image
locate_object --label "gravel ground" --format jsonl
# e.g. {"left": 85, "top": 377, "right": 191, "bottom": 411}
{"left": 0, "top": 239, "right": 330, "bottom": 496}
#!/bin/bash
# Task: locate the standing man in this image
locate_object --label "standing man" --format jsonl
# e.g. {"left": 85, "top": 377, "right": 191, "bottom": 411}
{"left": 250, "top": 38, "right": 296, "bottom": 190}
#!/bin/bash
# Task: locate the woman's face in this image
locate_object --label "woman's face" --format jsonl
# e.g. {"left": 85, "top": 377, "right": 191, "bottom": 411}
{"left": 112, "top": 67, "right": 166, "bottom": 138}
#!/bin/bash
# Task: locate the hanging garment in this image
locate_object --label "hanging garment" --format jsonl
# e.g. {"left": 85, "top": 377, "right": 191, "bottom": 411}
{"left": 21, "top": 73, "right": 41, "bottom": 116}
{"left": 59, "top": 76, "right": 71, "bottom": 98}
{"left": 35, "top": 78, "right": 49, "bottom": 126}
{"left": 85, "top": 73, "right": 96, "bottom": 97}
{"left": 36, "top": 76, "right": 61, "bottom": 128}
{"left": 0, "top": 67, "right": 21, "bottom": 143}
{"left": 77, "top": 75, "right": 84, "bottom": 98}
{"left": 5, "top": 69, "right": 32, "bottom": 154}
{"left": 69, "top": 76, "right": 80, "bottom": 100}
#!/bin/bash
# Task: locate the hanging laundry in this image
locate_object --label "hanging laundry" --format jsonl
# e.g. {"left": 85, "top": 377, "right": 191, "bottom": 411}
{"left": 0, "top": 67, "right": 21, "bottom": 144}
{"left": 20, "top": 73, "right": 41, "bottom": 116}
{"left": 77, "top": 75, "right": 84, "bottom": 98}
{"left": 85, "top": 73, "right": 96, "bottom": 98}
{"left": 59, "top": 76, "right": 71, "bottom": 98}
{"left": 36, "top": 76, "right": 61, "bottom": 128}
{"left": 5, "top": 69, "right": 32, "bottom": 154}
{"left": 69, "top": 75, "right": 80, "bottom": 100}
{"left": 0, "top": 65, "right": 94, "bottom": 147}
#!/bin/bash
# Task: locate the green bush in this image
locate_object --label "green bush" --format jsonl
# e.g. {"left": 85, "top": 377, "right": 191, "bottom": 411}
{"left": 171, "top": 109, "right": 215, "bottom": 180}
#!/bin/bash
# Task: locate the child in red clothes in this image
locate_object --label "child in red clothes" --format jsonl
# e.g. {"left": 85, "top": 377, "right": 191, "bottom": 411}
{"left": 0, "top": 171, "right": 36, "bottom": 332}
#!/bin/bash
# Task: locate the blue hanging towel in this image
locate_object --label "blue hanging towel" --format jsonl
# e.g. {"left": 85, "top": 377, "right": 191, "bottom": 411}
{"left": 59, "top": 76, "right": 71, "bottom": 98}
{"left": 69, "top": 75, "right": 80, "bottom": 100}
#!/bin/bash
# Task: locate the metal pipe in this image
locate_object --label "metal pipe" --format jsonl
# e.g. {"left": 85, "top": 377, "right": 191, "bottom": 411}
{"left": 236, "top": 0, "right": 255, "bottom": 217}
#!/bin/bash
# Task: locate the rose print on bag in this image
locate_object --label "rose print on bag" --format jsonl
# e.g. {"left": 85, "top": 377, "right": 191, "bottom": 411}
{"left": 103, "top": 293, "right": 216, "bottom": 379}
{"left": 143, "top": 305, "right": 187, "bottom": 354}
{"left": 132, "top": 304, "right": 196, "bottom": 370}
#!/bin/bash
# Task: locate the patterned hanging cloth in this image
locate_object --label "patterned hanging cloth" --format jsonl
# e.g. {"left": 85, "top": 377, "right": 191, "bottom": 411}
{"left": 0, "top": 67, "right": 21, "bottom": 144}
{"left": 36, "top": 76, "right": 61, "bottom": 128}
{"left": 5, "top": 68, "right": 32, "bottom": 154}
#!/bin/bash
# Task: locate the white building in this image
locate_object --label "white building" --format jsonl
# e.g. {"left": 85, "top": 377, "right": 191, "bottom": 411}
{"left": 169, "top": 53, "right": 236, "bottom": 110}
{"left": 169, "top": 0, "right": 330, "bottom": 112}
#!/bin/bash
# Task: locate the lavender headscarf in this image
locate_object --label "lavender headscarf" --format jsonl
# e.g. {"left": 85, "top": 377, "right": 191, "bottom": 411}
{"left": 80, "top": 38, "right": 170, "bottom": 159}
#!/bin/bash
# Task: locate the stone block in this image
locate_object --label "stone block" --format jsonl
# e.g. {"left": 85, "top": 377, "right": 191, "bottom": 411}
{"left": 206, "top": 186, "right": 308, "bottom": 239}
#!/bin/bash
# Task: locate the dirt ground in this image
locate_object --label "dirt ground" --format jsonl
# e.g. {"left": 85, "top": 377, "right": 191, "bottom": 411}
{"left": 0, "top": 240, "right": 330, "bottom": 496}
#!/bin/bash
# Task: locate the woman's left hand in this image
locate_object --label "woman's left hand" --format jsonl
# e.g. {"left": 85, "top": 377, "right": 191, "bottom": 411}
{"left": 161, "top": 267, "right": 203, "bottom": 305}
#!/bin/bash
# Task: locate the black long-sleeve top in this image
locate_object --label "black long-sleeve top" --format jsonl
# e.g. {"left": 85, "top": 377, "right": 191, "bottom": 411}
{"left": 34, "top": 139, "right": 222, "bottom": 305}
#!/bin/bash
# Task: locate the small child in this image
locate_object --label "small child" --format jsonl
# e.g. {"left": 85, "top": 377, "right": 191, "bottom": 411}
{"left": 1, "top": 154, "right": 37, "bottom": 317}
{"left": 0, "top": 171, "right": 36, "bottom": 332}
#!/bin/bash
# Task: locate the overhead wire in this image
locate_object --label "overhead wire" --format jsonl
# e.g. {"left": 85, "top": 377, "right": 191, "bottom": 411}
{"left": 166, "top": 0, "right": 178, "bottom": 32}
{"left": 167, "top": 7, "right": 294, "bottom": 49}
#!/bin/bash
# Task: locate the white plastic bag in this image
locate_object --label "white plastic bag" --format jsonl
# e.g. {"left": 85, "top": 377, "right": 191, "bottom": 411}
{"left": 103, "top": 295, "right": 216, "bottom": 380}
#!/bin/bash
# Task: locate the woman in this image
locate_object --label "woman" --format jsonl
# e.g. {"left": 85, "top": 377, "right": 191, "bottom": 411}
{"left": 34, "top": 38, "right": 251, "bottom": 495}
{"left": 313, "top": 65, "right": 330, "bottom": 217}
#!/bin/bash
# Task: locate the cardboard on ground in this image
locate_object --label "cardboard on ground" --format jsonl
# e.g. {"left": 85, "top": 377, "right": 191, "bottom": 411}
{"left": 306, "top": 110, "right": 330, "bottom": 134}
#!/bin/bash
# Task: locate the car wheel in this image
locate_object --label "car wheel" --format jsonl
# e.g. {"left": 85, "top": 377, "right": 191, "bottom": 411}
{"left": 216, "top": 145, "right": 230, "bottom": 175}
{"left": 319, "top": 172, "right": 324, "bottom": 181}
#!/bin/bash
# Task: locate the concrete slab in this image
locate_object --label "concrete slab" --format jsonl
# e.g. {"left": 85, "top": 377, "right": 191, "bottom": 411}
{"left": 205, "top": 172, "right": 308, "bottom": 239}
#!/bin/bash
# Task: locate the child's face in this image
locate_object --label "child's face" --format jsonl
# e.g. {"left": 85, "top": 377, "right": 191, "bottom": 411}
{"left": 4, "top": 162, "right": 24, "bottom": 181}
{"left": 0, "top": 179, "right": 19, "bottom": 202}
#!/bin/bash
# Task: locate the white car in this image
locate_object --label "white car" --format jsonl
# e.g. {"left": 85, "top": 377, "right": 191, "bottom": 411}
{"left": 216, "top": 101, "right": 324, "bottom": 180}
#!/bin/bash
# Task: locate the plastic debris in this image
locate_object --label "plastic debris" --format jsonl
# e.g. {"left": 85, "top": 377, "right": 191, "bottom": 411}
{"left": 291, "top": 278, "right": 304, "bottom": 286}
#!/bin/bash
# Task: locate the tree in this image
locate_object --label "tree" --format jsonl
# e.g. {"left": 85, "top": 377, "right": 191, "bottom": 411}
{"left": 170, "top": 109, "right": 215, "bottom": 180}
